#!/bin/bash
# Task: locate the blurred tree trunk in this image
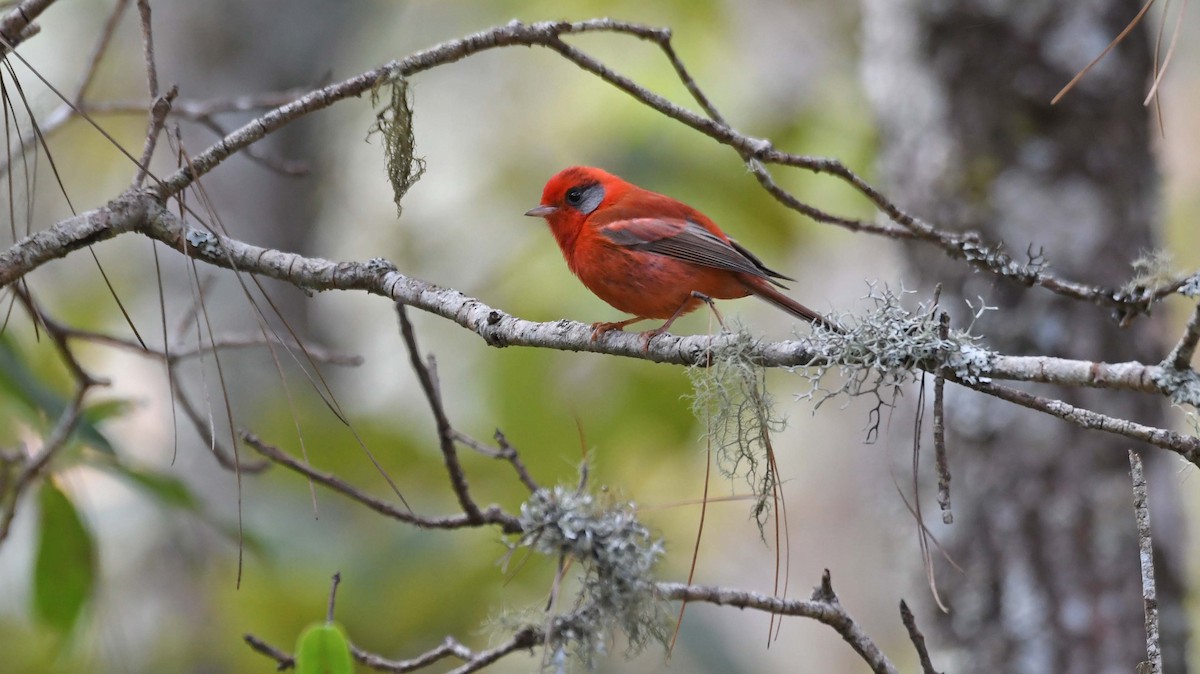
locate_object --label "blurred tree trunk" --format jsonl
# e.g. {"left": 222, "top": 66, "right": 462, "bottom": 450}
{"left": 861, "top": 1, "right": 1188, "bottom": 672}
{"left": 159, "top": 0, "right": 367, "bottom": 328}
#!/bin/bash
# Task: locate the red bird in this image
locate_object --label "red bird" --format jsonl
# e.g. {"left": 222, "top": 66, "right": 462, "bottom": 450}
{"left": 526, "top": 166, "right": 834, "bottom": 344}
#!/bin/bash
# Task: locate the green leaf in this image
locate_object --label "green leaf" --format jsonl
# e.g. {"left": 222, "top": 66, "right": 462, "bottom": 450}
{"left": 81, "top": 398, "right": 134, "bottom": 424}
{"left": 108, "top": 463, "right": 199, "bottom": 511}
{"left": 74, "top": 397, "right": 135, "bottom": 456}
{"left": 0, "top": 337, "right": 124, "bottom": 456}
{"left": 33, "top": 480, "right": 96, "bottom": 636}
{"left": 295, "top": 622, "right": 353, "bottom": 674}
{"left": 0, "top": 334, "right": 68, "bottom": 420}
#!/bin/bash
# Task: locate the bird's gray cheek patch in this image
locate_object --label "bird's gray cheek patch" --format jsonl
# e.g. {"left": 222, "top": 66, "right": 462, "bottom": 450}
{"left": 578, "top": 183, "right": 605, "bottom": 215}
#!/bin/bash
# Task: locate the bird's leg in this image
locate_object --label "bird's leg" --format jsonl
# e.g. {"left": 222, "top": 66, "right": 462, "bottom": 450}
{"left": 689, "top": 291, "right": 727, "bottom": 333}
{"left": 636, "top": 293, "right": 715, "bottom": 351}
{"left": 590, "top": 316, "right": 649, "bottom": 341}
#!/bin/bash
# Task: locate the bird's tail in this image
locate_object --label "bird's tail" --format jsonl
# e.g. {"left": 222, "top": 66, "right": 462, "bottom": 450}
{"left": 743, "top": 278, "right": 842, "bottom": 333}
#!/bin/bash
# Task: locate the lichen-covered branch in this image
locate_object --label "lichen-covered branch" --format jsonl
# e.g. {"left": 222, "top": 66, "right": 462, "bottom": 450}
{"left": 1, "top": 190, "right": 1196, "bottom": 459}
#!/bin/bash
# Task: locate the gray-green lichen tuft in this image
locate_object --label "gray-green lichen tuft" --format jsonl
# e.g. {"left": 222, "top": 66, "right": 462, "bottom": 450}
{"left": 516, "top": 486, "right": 669, "bottom": 670}
{"left": 797, "top": 283, "right": 994, "bottom": 439}
{"left": 1153, "top": 366, "right": 1200, "bottom": 408}
{"left": 1124, "top": 249, "right": 1182, "bottom": 295}
{"left": 1181, "top": 274, "right": 1200, "bottom": 299}
{"left": 369, "top": 70, "right": 425, "bottom": 217}
{"left": 686, "top": 325, "right": 784, "bottom": 529}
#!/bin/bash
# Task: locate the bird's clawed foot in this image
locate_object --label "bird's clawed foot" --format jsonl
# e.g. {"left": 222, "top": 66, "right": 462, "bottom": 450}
{"left": 636, "top": 326, "right": 670, "bottom": 352}
{"left": 589, "top": 317, "right": 667, "bottom": 353}
{"left": 589, "top": 316, "right": 649, "bottom": 342}
{"left": 588, "top": 292, "right": 727, "bottom": 353}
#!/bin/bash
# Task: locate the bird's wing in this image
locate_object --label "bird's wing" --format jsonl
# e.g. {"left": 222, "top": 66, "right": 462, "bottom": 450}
{"left": 598, "top": 218, "right": 793, "bottom": 286}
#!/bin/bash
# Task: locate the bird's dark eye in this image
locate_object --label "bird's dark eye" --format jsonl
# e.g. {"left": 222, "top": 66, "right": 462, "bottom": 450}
{"left": 561, "top": 182, "right": 604, "bottom": 214}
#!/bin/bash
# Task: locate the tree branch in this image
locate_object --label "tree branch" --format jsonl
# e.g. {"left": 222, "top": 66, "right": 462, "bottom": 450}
{"left": 1129, "top": 451, "right": 1162, "bottom": 674}
{"left": 1165, "top": 301, "right": 1200, "bottom": 371}
{"left": 249, "top": 572, "right": 900, "bottom": 673}
{"left": 241, "top": 432, "right": 522, "bottom": 535}
{"left": 656, "top": 572, "right": 898, "bottom": 674}
{"left": 0, "top": 382, "right": 89, "bottom": 543}
{"left": 2, "top": 192, "right": 1196, "bottom": 459}
{"left": 900, "top": 599, "right": 941, "bottom": 674}
{"left": 395, "top": 304, "right": 483, "bottom": 522}
{"left": 0, "top": 0, "right": 54, "bottom": 49}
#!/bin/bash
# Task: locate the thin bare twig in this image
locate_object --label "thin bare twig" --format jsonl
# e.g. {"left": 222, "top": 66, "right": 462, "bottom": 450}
{"left": 13, "top": 285, "right": 104, "bottom": 386}
{"left": 351, "top": 636, "right": 472, "bottom": 672}
{"left": 243, "top": 633, "right": 294, "bottom": 669}
{"left": 168, "top": 364, "right": 270, "bottom": 474}
{"left": 1142, "top": 0, "right": 1186, "bottom": 107}
{"left": 956, "top": 377, "right": 1200, "bottom": 461}
{"left": 134, "top": 0, "right": 168, "bottom": 188}
{"left": 0, "top": 87, "right": 311, "bottom": 178}
{"left": 84, "top": 89, "right": 312, "bottom": 117}
{"left": 360, "top": 628, "right": 539, "bottom": 674}
{"left": 74, "top": 0, "right": 131, "bottom": 104}
{"left": 934, "top": 311, "right": 952, "bottom": 524}
{"left": 241, "top": 431, "right": 522, "bottom": 534}
{"left": 135, "top": 0, "right": 157, "bottom": 97}
{"left": 1129, "top": 451, "right": 1161, "bottom": 674}
{"left": 899, "top": 600, "right": 941, "bottom": 674}
{"left": 0, "top": 382, "right": 89, "bottom": 543}
{"left": 247, "top": 627, "right": 539, "bottom": 674}
{"left": 904, "top": 371, "right": 948, "bottom": 613}
{"left": 451, "top": 429, "right": 540, "bottom": 493}
{"left": 657, "top": 572, "right": 899, "bottom": 674}
{"left": 193, "top": 115, "right": 309, "bottom": 176}
{"left": 395, "top": 303, "right": 483, "bottom": 522}
{"left": 1051, "top": 0, "right": 1157, "bottom": 105}
{"left": 30, "top": 317, "right": 361, "bottom": 367}
{"left": 352, "top": 636, "right": 475, "bottom": 672}
{"left": 134, "top": 84, "right": 176, "bottom": 188}
{"left": 0, "top": 31, "right": 154, "bottom": 182}
{"left": 326, "top": 571, "right": 340, "bottom": 623}
{"left": 1165, "top": 302, "right": 1200, "bottom": 370}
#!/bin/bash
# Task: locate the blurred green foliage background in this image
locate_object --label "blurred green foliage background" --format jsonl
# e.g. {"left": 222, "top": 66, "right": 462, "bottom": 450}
{"left": 0, "top": 1, "right": 1197, "bottom": 672}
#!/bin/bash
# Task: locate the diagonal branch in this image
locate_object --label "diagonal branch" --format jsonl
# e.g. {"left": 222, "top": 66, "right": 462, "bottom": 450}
{"left": 1165, "top": 302, "right": 1200, "bottom": 371}
{"left": 452, "top": 429, "right": 540, "bottom": 494}
{"left": 395, "top": 303, "right": 483, "bottom": 522}
{"left": 0, "top": 0, "right": 54, "bottom": 49}
{"left": 1129, "top": 451, "right": 1162, "bottom": 674}
{"left": 242, "top": 431, "right": 522, "bottom": 535}
{"left": 0, "top": 382, "right": 89, "bottom": 543}
{"left": 957, "top": 378, "right": 1200, "bottom": 460}
{"left": 656, "top": 572, "right": 898, "bottom": 674}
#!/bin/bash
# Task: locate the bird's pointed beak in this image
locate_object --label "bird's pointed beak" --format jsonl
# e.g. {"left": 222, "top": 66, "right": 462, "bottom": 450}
{"left": 524, "top": 205, "right": 556, "bottom": 218}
